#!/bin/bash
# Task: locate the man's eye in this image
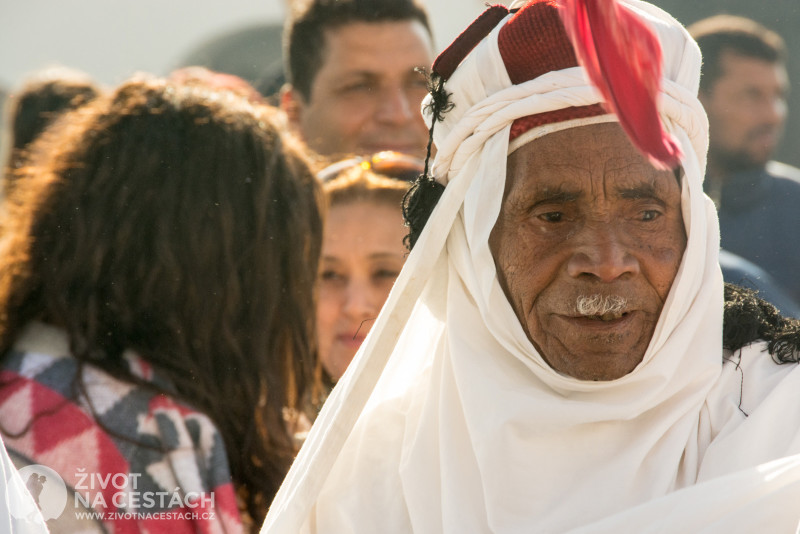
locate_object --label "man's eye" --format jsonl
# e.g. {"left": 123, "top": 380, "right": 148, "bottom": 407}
{"left": 341, "top": 82, "right": 373, "bottom": 93}
{"left": 408, "top": 77, "right": 429, "bottom": 90}
{"left": 641, "top": 210, "right": 661, "bottom": 221}
{"left": 539, "top": 212, "right": 563, "bottom": 223}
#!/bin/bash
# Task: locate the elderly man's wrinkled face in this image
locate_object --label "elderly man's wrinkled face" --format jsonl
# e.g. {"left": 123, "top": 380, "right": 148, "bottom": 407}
{"left": 489, "top": 122, "right": 686, "bottom": 381}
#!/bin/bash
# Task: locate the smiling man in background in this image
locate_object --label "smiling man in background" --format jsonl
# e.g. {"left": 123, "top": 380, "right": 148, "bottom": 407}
{"left": 280, "top": 0, "right": 434, "bottom": 159}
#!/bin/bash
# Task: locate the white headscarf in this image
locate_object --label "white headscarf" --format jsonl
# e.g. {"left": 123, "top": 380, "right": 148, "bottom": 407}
{"left": 263, "top": 1, "right": 800, "bottom": 532}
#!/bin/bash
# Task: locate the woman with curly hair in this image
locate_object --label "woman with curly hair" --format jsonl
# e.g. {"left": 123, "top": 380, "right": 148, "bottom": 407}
{"left": 0, "top": 77, "right": 322, "bottom": 532}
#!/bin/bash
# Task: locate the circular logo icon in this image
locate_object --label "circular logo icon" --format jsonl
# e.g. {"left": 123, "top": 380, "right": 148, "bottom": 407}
{"left": 15, "top": 464, "right": 68, "bottom": 521}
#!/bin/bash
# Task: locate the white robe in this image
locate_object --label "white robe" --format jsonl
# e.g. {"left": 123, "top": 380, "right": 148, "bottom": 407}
{"left": 263, "top": 1, "right": 800, "bottom": 532}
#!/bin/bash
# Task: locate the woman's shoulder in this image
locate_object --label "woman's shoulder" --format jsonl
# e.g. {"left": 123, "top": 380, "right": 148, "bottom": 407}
{"left": 0, "top": 322, "right": 243, "bottom": 531}
{"left": 2, "top": 322, "right": 217, "bottom": 438}
{"left": 0, "top": 321, "right": 231, "bottom": 478}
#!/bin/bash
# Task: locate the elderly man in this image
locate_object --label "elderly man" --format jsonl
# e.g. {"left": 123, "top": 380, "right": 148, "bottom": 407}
{"left": 264, "top": 1, "right": 800, "bottom": 532}
{"left": 280, "top": 0, "right": 434, "bottom": 159}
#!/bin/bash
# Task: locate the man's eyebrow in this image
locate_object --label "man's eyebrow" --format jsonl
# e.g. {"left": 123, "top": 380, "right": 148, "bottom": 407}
{"left": 615, "top": 183, "right": 666, "bottom": 202}
{"left": 530, "top": 189, "right": 582, "bottom": 204}
{"left": 338, "top": 70, "right": 379, "bottom": 81}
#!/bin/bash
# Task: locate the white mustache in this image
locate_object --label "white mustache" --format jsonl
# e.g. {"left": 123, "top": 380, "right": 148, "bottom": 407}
{"left": 575, "top": 294, "right": 628, "bottom": 316}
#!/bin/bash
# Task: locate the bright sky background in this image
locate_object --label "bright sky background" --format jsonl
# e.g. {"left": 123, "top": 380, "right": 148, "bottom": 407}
{"left": 4, "top": 1, "right": 798, "bottom": 167}
{"left": 0, "top": 0, "right": 487, "bottom": 90}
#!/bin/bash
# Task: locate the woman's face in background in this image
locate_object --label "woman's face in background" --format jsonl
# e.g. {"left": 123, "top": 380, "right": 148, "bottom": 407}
{"left": 316, "top": 200, "right": 407, "bottom": 380}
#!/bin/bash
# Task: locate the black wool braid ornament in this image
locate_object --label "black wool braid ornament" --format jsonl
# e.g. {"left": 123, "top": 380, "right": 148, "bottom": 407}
{"left": 403, "top": 71, "right": 452, "bottom": 251}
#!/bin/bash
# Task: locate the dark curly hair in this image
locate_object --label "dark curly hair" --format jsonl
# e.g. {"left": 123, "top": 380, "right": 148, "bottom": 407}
{"left": 7, "top": 66, "right": 103, "bottom": 152}
{"left": 0, "top": 77, "right": 323, "bottom": 526}
{"left": 722, "top": 283, "right": 800, "bottom": 362}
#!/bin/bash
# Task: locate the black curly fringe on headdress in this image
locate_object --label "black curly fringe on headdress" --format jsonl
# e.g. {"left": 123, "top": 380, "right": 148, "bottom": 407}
{"left": 723, "top": 283, "right": 800, "bottom": 363}
{"left": 402, "top": 70, "right": 453, "bottom": 251}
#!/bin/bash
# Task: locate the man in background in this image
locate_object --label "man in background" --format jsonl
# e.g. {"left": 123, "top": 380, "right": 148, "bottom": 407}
{"left": 690, "top": 15, "right": 800, "bottom": 303}
{"left": 280, "top": 0, "right": 434, "bottom": 159}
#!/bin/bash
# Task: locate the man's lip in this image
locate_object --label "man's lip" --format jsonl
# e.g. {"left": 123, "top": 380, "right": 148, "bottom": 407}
{"left": 557, "top": 312, "right": 636, "bottom": 331}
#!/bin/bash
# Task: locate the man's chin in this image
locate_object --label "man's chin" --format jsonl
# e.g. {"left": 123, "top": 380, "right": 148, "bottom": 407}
{"left": 529, "top": 312, "right": 657, "bottom": 380}
{"left": 713, "top": 147, "right": 773, "bottom": 173}
{"left": 540, "top": 344, "right": 648, "bottom": 381}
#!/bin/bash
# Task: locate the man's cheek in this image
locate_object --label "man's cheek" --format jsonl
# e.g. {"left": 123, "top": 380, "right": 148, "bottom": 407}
{"left": 500, "top": 254, "right": 535, "bottom": 314}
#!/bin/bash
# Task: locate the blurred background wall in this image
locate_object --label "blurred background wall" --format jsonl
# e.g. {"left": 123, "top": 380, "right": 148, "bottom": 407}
{"left": 1, "top": 0, "right": 798, "bottom": 166}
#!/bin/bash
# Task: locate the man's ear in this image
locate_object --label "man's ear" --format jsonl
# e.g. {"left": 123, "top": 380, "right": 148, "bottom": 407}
{"left": 280, "top": 84, "right": 305, "bottom": 130}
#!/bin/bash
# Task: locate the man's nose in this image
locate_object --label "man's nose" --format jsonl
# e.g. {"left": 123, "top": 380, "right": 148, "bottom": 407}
{"left": 566, "top": 225, "right": 640, "bottom": 282}
{"left": 756, "top": 92, "right": 788, "bottom": 128}
{"left": 376, "top": 85, "right": 415, "bottom": 124}
{"left": 765, "top": 96, "right": 788, "bottom": 126}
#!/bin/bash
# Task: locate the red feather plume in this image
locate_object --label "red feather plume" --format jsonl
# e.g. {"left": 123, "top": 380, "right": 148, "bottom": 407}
{"left": 558, "top": 0, "right": 682, "bottom": 169}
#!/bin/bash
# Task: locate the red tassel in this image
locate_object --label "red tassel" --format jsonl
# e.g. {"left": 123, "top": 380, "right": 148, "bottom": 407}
{"left": 558, "top": 0, "right": 682, "bottom": 169}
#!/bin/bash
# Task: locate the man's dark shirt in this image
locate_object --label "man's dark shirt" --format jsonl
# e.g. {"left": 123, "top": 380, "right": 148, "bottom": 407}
{"left": 712, "top": 161, "right": 800, "bottom": 306}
